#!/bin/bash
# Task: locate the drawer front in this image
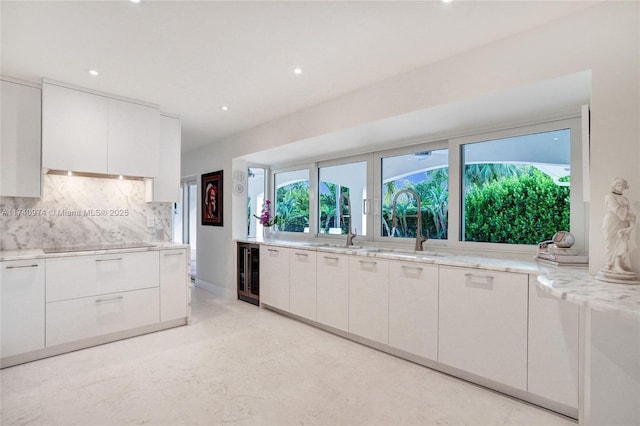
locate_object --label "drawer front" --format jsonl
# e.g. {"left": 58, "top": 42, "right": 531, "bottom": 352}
{"left": 349, "top": 257, "right": 389, "bottom": 344}
{"left": 289, "top": 250, "right": 317, "bottom": 320}
{"left": 438, "top": 266, "right": 528, "bottom": 390}
{"left": 46, "top": 251, "right": 160, "bottom": 302}
{"left": 1, "top": 260, "right": 45, "bottom": 357}
{"left": 46, "top": 287, "right": 160, "bottom": 346}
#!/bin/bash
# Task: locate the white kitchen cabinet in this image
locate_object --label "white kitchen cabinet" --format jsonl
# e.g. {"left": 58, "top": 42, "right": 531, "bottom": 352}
{"left": 42, "top": 81, "right": 161, "bottom": 177}
{"left": 289, "top": 249, "right": 317, "bottom": 321}
{"left": 0, "top": 260, "right": 45, "bottom": 358}
{"left": 260, "top": 246, "right": 290, "bottom": 311}
{"left": 46, "top": 287, "right": 160, "bottom": 347}
{"left": 528, "top": 279, "right": 579, "bottom": 409}
{"left": 316, "top": 252, "right": 350, "bottom": 332}
{"left": 388, "top": 260, "right": 438, "bottom": 360}
{"left": 438, "top": 266, "right": 528, "bottom": 390}
{"left": 46, "top": 251, "right": 159, "bottom": 302}
{"left": 349, "top": 256, "right": 389, "bottom": 344}
{"left": 42, "top": 82, "right": 109, "bottom": 174}
{"left": 145, "top": 115, "right": 181, "bottom": 202}
{"left": 108, "top": 98, "right": 159, "bottom": 178}
{"left": 160, "top": 248, "right": 189, "bottom": 322}
{"left": 1, "top": 79, "right": 42, "bottom": 197}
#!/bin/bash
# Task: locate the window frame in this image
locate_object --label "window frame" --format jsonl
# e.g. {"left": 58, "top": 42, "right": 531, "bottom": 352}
{"left": 448, "top": 116, "right": 585, "bottom": 254}
{"left": 262, "top": 113, "right": 587, "bottom": 254}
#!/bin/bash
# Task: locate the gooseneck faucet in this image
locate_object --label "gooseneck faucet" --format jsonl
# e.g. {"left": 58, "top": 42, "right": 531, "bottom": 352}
{"left": 339, "top": 193, "right": 356, "bottom": 246}
{"left": 391, "top": 189, "right": 427, "bottom": 251}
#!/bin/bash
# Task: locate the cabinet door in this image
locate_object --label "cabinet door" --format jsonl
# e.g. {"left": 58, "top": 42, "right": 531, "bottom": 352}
{"left": 439, "top": 266, "right": 528, "bottom": 390}
{"left": 46, "top": 251, "right": 160, "bottom": 302}
{"left": 389, "top": 260, "right": 438, "bottom": 360}
{"left": 46, "top": 287, "right": 160, "bottom": 347}
{"left": 260, "top": 246, "right": 289, "bottom": 311}
{"left": 528, "top": 279, "right": 579, "bottom": 409}
{"left": 1, "top": 260, "right": 45, "bottom": 358}
{"left": 108, "top": 98, "right": 160, "bottom": 177}
{"left": 42, "top": 83, "right": 109, "bottom": 173}
{"left": 145, "top": 115, "right": 181, "bottom": 202}
{"left": 160, "top": 249, "right": 188, "bottom": 322}
{"left": 289, "top": 249, "right": 317, "bottom": 320}
{"left": 1, "top": 80, "right": 41, "bottom": 197}
{"left": 349, "top": 257, "right": 389, "bottom": 344}
{"left": 316, "top": 252, "right": 350, "bottom": 332}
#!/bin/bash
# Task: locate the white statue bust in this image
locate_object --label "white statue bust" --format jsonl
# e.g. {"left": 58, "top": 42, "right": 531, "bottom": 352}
{"left": 597, "top": 177, "right": 639, "bottom": 284}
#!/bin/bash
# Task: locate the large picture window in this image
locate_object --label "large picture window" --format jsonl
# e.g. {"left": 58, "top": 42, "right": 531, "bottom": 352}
{"left": 274, "top": 168, "right": 310, "bottom": 233}
{"left": 461, "top": 129, "right": 572, "bottom": 245}
{"left": 380, "top": 148, "right": 449, "bottom": 240}
{"left": 318, "top": 160, "right": 367, "bottom": 236}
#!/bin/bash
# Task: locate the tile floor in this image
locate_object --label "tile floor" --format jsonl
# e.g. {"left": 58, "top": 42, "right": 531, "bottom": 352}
{"left": 1, "top": 287, "right": 577, "bottom": 425}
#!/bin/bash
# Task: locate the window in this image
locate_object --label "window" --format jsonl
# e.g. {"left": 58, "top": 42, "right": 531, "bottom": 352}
{"left": 274, "top": 168, "right": 310, "bottom": 233}
{"left": 461, "top": 129, "right": 571, "bottom": 244}
{"left": 247, "top": 167, "right": 266, "bottom": 237}
{"left": 380, "top": 148, "right": 449, "bottom": 240}
{"left": 318, "top": 160, "right": 367, "bottom": 236}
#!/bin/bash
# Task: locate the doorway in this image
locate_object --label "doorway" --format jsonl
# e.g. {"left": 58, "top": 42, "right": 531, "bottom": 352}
{"left": 173, "top": 179, "right": 197, "bottom": 281}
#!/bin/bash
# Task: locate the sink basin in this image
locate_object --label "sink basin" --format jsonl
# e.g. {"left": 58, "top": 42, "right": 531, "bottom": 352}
{"left": 308, "top": 242, "right": 364, "bottom": 249}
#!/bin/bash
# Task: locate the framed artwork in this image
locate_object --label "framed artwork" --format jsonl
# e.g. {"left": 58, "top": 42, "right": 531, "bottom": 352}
{"left": 201, "top": 170, "right": 223, "bottom": 226}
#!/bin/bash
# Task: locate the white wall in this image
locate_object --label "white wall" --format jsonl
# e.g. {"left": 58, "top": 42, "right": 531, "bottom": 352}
{"left": 183, "top": 2, "right": 640, "bottom": 292}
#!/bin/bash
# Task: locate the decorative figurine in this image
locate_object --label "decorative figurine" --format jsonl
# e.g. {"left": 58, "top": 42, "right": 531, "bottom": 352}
{"left": 596, "top": 177, "right": 639, "bottom": 284}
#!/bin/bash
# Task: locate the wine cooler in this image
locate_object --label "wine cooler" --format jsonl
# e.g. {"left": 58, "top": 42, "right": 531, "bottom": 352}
{"left": 237, "top": 242, "right": 260, "bottom": 305}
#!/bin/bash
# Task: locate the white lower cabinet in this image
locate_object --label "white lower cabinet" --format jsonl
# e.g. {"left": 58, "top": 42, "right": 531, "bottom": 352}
{"left": 46, "top": 251, "right": 159, "bottom": 302}
{"left": 388, "top": 260, "right": 438, "bottom": 360}
{"left": 349, "top": 257, "right": 389, "bottom": 344}
{"left": 160, "top": 248, "right": 189, "bottom": 322}
{"left": 1, "top": 260, "right": 45, "bottom": 358}
{"left": 46, "top": 288, "right": 160, "bottom": 347}
{"left": 316, "top": 252, "right": 350, "bottom": 332}
{"left": 528, "top": 279, "right": 579, "bottom": 409}
{"left": 289, "top": 249, "right": 317, "bottom": 320}
{"left": 438, "top": 266, "right": 528, "bottom": 390}
{"left": 260, "top": 246, "right": 290, "bottom": 311}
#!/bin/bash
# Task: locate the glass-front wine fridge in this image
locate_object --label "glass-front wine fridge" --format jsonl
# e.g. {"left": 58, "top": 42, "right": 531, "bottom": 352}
{"left": 237, "top": 242, "right": 260, "bottom": 305}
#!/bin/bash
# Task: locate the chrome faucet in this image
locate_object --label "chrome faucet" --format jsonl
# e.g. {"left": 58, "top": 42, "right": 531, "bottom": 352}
{"left": 339, "top": 193, "right": 356, "bottom": 246}
{"left": 391, "top": 189, "right": 427, "bottom": 251}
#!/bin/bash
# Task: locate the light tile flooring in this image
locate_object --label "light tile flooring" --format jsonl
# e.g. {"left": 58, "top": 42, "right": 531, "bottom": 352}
{"left": 1, "top": 287, "right": 577, "bottom": 426}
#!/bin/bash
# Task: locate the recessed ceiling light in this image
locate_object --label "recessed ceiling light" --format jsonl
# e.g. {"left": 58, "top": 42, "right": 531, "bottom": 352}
{"left": 88, "top": 69, "right": 99, "bottom": 76}
{"left": 130, "top": 0, "right": 141, "bottom": 4}
{"left": 293, "top": 67, "right": 303, "bottom": 75}
{"left": 67, "top": 171, "right": 73, "bottom": 176}
{"left": 442, "top": 0, "right": 453, "bottom": 3}
{"left": 220, "top": 105, "right": 229, "bottom": 111}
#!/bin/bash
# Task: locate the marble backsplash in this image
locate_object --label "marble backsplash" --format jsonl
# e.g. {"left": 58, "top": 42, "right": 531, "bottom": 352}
{"left": 0, "top": 174, "right": 172, "bottom": 250}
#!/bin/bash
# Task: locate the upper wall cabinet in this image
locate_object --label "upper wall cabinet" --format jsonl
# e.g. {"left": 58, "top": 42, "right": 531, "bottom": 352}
{"left": 42, "top": 82, "right": 160, "bottom": 177}
{"left": 1, "top": 79, "right": 42, "bottom": 197}
{"left": 108, "top": 98, "right": 159, "bottom": 177}
{"left": 145, "top": 115, "right": 181, "bottom": 202}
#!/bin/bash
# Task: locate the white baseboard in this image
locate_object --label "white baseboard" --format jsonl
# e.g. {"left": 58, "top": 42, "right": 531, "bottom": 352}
{"left": 194, "top": 278, "right": 235, "bottom": 299}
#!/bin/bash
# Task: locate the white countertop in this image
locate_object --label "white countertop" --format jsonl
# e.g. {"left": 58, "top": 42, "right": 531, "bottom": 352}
{"left": 240, "top": 237, "right": 640, "bottom": 320}
{"left": 0, "top": 242, "right": 189, "bottom": 261}
{"left": 537, "top": 268, "right": 640, "bottom": 320}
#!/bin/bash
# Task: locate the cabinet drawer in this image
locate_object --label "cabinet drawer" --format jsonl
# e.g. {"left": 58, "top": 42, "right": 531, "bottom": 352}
{"left": 349, "top": 257, "right": 389, "bottom": 344}
{"left": 46, "top": 251, "right": 159, "bottom": 302}
{"left": 439, "top": 266, "right": 528, "bottom": 390}
{"left": 289, "top": 249, "right": 317, "bottom": 320}
{"left": 160, "top": 249, "right": 188, "bottom": 322}
{"left": 46, "top": 287, "right": 160, "bottom": 346}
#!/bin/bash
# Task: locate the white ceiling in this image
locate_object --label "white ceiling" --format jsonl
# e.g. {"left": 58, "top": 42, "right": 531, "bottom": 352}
{"left": 1, "top": 0, "right": 598, "bottom": 153}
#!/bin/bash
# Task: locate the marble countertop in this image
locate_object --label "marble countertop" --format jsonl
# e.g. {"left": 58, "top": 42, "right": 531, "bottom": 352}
{"left": 0, "top": 242, "right": 190, "bottom": 261}
{"left": 239, "top": 238, "right": 545, "bottom": 275}
{"left": 240, "top": 238, "right": 640, "bottom": 319}
{"left": 537, "top": 268, "right": 640, "bottom": 320}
